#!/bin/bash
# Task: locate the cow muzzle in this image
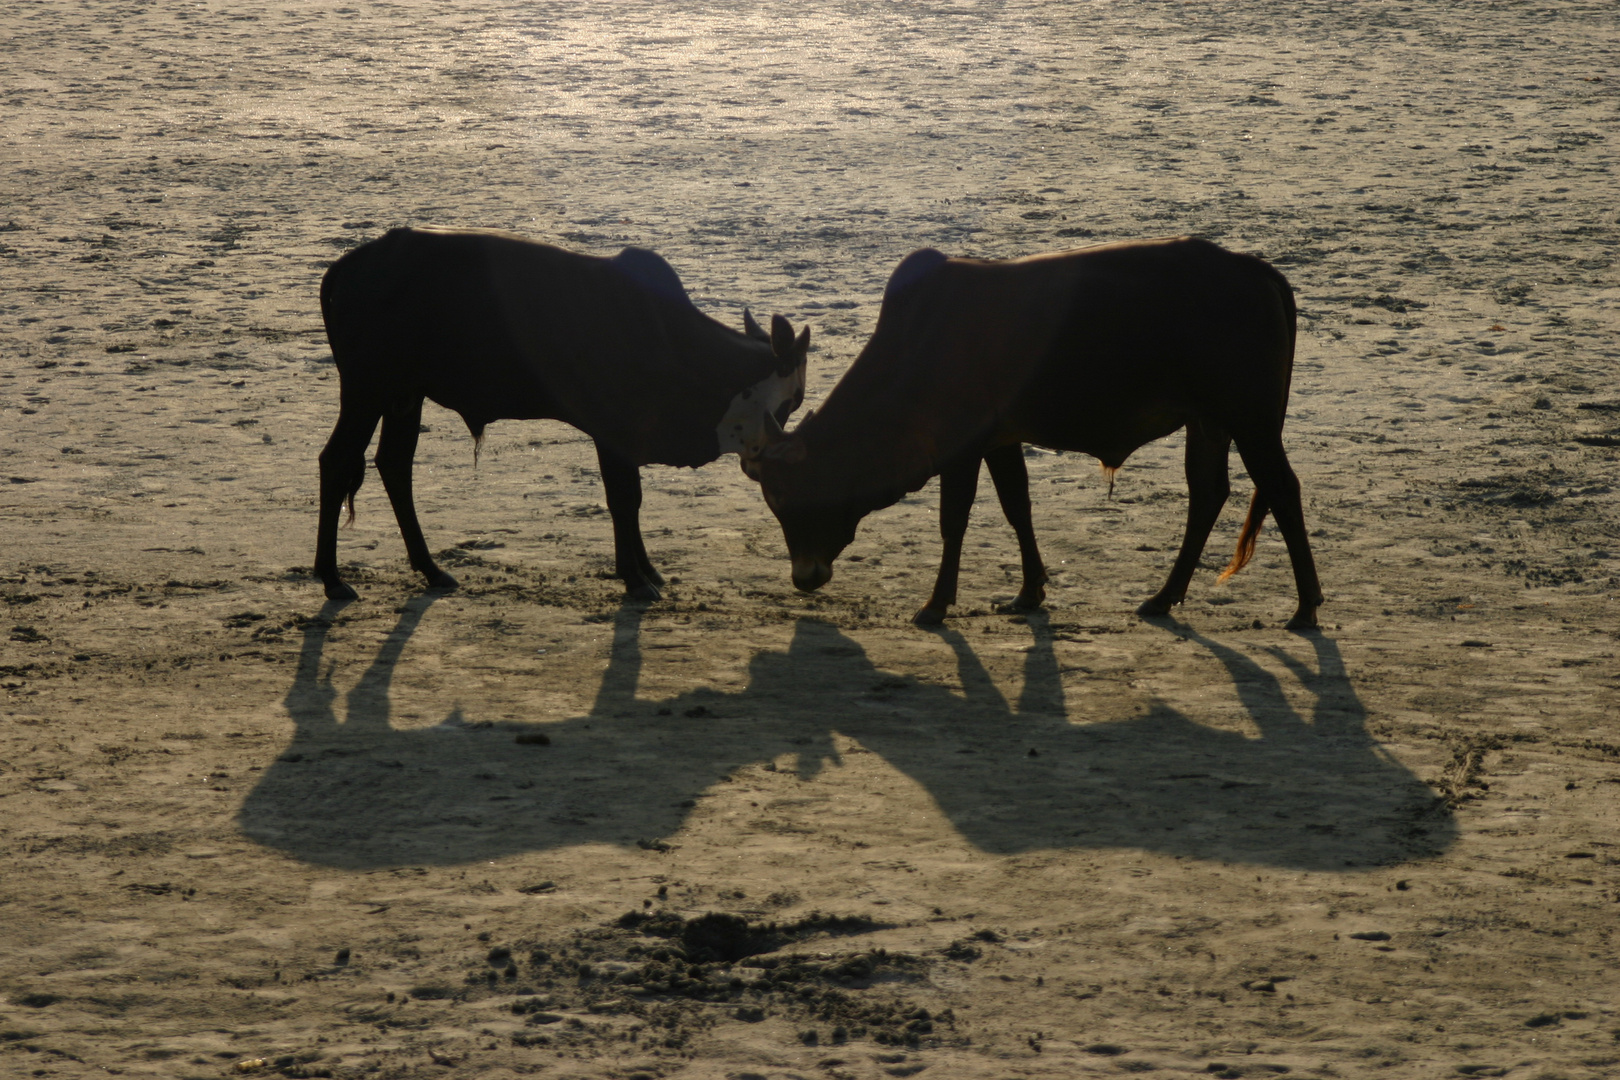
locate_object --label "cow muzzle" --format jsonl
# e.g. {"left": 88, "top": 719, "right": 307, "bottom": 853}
{"left": 791, "top": 556, "right": 833, "bottom": 593}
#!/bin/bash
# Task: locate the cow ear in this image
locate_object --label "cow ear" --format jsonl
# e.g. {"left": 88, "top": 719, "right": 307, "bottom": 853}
{"left": 773, "top": 320, "right": 810, "bottom": 377}
{"left": 770, "top": 314, "right": 797, "bottom": 359}
{"left": 743, "top": 308, "right": 769, "bottom": 343}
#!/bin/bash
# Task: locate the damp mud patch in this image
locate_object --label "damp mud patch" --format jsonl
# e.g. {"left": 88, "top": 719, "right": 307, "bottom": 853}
{"left": 616, "top": 909, "right": 890, "bottom": 963}
{"left": 1452, "top": 474, "right": 1562, "bottom": 508}
{"left": 486, "top": 910, "right": 959, "bottom": 1057}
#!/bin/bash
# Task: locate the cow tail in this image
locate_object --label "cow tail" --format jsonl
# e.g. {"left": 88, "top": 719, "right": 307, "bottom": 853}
{"left": 1218, "top": 490, "right": 1269, "bottom": 583}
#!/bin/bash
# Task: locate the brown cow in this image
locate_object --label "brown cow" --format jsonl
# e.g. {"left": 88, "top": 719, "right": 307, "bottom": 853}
{"left": 742, "top": 237, "right": 1323, "bottom": 629}
{"left": 315, "top": 226, "right": 809, "bottom": 602}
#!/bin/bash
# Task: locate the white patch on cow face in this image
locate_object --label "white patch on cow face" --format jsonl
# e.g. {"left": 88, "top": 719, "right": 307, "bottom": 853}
{"left": 716, "top": 364, "right": 806, "bottom": 457}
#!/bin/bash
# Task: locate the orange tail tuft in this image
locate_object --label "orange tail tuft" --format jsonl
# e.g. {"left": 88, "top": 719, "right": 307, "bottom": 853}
{"left": 1217, "top": 489, "right": 1269, "bottom": 583}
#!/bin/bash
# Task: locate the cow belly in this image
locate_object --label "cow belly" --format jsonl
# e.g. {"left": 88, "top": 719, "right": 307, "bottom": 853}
{"left": 1033, "top": 423, "right": 1187, "bottom": 470}
{"left": 1011, "top": 390, "right": 1187, "bottom": 469}
{"left": 423, "top": 376, "right": 557, "bottom": 426}
{"left": 424, "top": 382, "right": 720, "bottom": 469}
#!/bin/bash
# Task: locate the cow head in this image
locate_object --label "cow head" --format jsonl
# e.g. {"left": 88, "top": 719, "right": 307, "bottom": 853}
{"left": 740, "top": 412, "right": 864, "bottom": 595}
{"left": 716, "top": 313, "right": 809, "bottom": 457}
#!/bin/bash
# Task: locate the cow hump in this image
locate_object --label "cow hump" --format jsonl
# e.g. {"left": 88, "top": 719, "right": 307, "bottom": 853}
{"left": 610, "top": 247, "right": 695, "bottom": 310}
{"left": 883, "top": 248, "right": 949, "bottom": 302}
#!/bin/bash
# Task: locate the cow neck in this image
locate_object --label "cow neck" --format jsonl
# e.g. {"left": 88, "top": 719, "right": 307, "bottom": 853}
{"left": 663, "top": 307, "right": 775, "bottom": 391}
{"left": 721, "top": 320, "right": 779, "bottom": 387}
{"left": 794, "top": 366, "right": 923, "bottom": 515}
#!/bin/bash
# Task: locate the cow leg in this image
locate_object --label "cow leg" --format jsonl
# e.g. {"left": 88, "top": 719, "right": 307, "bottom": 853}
{"left": 375, "top": 397, "right": 458, "bottom": 592}
{"left": 1138, "top": 420, "right": 1231, "bottom": 618}
{"left": 983, "top": 444, "right": 1047, "bottom": 611}
{"left": 1233, "top": 431, "right": 1323, "bottom": 630}
{"left": 915, "top": 455, "right": 981, "bottom": 626}
{"left": 315, "top": 401, "right": 383, "bottom": 601}
{"left": 595, "top": 442, "right": 662, "bottom": 602}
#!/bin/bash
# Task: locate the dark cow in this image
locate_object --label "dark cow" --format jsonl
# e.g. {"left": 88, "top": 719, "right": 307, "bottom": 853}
{"left": 742, "top": 237, "right": 1322, "bottom": 629}
{"left": 315, "top": 226, "right": 809, "bottom": 602}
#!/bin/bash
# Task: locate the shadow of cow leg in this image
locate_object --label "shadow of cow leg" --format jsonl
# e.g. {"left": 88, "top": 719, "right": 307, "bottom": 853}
{"left": 590, "top": 603, "right": 646, "bottom": 718}
{"left": 283, "top": 600, "right": 350, "bottom": 741}
{"left": 343, "top": 592, "right": 444, "bottom": 735}
{"left": 1261, "top": 633, "right": 1366, "bottom": 742}
{"left": 1014, "top": 610, "right": 1067, "bottom": 721}
{"left": 275, "top": 590, "right": 442, "bottom": 756}
{"left": 1155, "top": 618, "right": 1317, "bottom": 749}
{"left": 924, "top": 621, "right": 1012, "bottom": 714}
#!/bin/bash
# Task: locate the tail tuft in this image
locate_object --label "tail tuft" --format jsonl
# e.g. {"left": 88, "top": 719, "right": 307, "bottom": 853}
{"left": 1217, "top": 489, "right": 1268, "bottom": 582}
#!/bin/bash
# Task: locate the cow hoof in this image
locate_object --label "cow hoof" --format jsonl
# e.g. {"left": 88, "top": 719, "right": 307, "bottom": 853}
{"left": 1001, "top": 589, "right": 1046, "bottom": 613}
{"left": 911, "top": 606, "right": 948, "bottom": 627}
{"left": 624, "top": 582, "right": 662, "bottom": 603}
{"left": 1285, "top": 611, "right": 1320, "bottom": 632}
{"left": 324, "top": 580, "right": 358, "bottom": 602}
{"left": 1135, "top": 597, "right": 1173, "bottom": 618}
{"left": 426, "top": 570, "right": 459, "bottom": 592}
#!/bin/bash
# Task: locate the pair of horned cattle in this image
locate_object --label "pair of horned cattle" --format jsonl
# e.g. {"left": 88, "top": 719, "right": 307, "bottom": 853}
{"left": 740, "top": 237, "right": 1324, "bottom": 630}
{"left": 314, "top": 230, "right": 1320, "bottom": 629}
{"left": 314, "top": 226, "right": 808, "bottom": 602}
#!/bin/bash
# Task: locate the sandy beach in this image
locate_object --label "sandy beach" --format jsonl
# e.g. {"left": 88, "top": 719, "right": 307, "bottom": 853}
{"left": 2, "top": 2, "right": 1619, "bottom": 1077}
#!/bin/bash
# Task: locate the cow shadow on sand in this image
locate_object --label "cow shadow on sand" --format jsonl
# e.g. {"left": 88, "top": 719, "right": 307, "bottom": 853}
{"left": 239, "top": 599, "right": 1455, "bottom": 872}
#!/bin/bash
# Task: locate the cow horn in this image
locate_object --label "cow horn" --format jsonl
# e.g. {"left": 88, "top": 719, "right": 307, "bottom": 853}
{"left": 743, "top": 308, "right": 769, "bottom": 343}
{"left": 740, "top": 406, "right": 787, "bottom": 465}
{"left": 764, "top": 428, "right": 808, "bottom": 464}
